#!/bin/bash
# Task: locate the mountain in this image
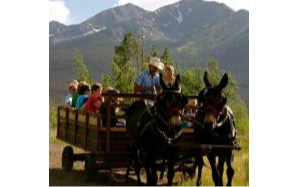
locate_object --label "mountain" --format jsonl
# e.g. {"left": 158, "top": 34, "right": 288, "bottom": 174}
{"left": 49, "top": 0, "right": 249, "bottom": 104}
{"left": 50, "top": 3, "right": 149, "bottom": 42}
{"left": 49, "top": 21, "right": 67, "bottom": 36}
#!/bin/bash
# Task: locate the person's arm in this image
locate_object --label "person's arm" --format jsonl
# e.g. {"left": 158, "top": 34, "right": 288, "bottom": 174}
{"left": 134, "top": 71, "right": 144, "bottom": 93}
{"left": 81, "top": 103, "right": 86, "bottom": 111}
{"left": 154, "top": 76, "right": 162, "bottom": 94}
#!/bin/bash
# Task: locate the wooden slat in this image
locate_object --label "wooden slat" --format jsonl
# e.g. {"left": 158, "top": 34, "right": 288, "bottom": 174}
{"left": 65, "top": 107, "right": 69, "bottom": 140}
{"left": 58, "top": 122, "right": 66, "bottom": 129}
{"left": 76, "top": 126, "right": 86, "bottom": 135}
{"left": 88, "top": 124, "right": 98, "bottom": 131}
{"left": 57, "top": 106, "right": 60, "bottom": 138}
{"left": 75, "top": 127, "right": 86, "bottom": 148}
{"left": 58, "top": 128, "right": 66, "bottom": 139}
{"left": 89, "top": 114, "right": 98, "bottom": 126}
{"left": 74, "top": 110, "right": 78, "bottom": 144}
{"left": 67, "top": 131, "right": 75, "bottom": 142}
{"left": 59, "top": 108, "right": 67, "bottom": 118}
{"left": 106, "top": 96, "right": 111, "bottom": 152}
{"left": 59, "top": 117, "right": 66, "bottom": 124}
{"left": 76, "top": 135, "right": 85, "bottom": 147}
{"left": 67, "top": 109, "right": 77, "bottom": 145}
{"left": 68, "top": 109, "right": 76, "bottom": 121}
{"left": 95, "top": 115, "right": 100, "bottom": 151}
{"left": 77, "top": 112, "right": 86, "bottom": 123}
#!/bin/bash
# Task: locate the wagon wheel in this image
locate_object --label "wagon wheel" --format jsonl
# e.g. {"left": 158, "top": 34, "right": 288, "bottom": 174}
{"left": 84, "top": 153, "right": 96, "bottom": 181}
{"left": 62, "top": 146, "right": 74, "bottom": 172}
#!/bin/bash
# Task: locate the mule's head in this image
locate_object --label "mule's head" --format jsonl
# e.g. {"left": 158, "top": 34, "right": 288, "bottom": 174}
{"left": 156, "top": 74, "right": 188, "bottom": 137}
{"left": 198, "top": 71, "right": 228, "bottom": 129}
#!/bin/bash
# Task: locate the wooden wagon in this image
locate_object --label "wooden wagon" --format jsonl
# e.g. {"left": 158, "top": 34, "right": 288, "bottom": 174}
{"left": 56, "top": 93, "right": 240, "bottom": 182}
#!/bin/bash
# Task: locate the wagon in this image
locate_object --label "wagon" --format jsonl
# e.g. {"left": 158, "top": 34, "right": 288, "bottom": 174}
{"left": 56, "top": 93, "right": 240, "bottom": 182}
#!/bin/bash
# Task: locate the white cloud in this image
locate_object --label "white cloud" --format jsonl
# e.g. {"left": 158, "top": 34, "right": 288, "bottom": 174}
{"left": 116, "top": 0, "right": 249, "bottom": 11}
{"left": 49, "top": 0, "right": 70, "bottom": 24}
{"left": 116, "top": 0, "right": 182, "bottom": 11}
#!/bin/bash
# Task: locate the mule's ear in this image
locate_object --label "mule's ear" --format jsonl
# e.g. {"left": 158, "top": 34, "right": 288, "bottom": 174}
{"left": 174, "top": 74, "right": 181, "bottom": 91}
{"left": 218, "top": 73, "right": 228, "bottom": 90}
{"left": 204, "top": 71, "right": 212, "bottom": 87}
{"left": 159, "top": 73, "right": 168, "bottom": 90}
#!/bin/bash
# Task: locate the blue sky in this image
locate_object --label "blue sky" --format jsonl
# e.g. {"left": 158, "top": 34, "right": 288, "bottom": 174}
{"left": 49, "top": 0, "right": 249, "bottom": 25}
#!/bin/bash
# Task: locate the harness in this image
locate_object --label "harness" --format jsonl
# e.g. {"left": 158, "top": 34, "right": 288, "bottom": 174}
{"left": 138, "top": 101, "right": 183, "bottom": 145}
{"left": 196, "top": 105, "right": 237, "bottom": 144}
{"left": 155, "top": 112, "right": 183, "bottom": 144}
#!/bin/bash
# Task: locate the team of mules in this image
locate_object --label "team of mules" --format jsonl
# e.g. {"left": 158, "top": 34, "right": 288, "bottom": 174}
{"left": 126, "top": 71, "right": 237, "bottom": 186}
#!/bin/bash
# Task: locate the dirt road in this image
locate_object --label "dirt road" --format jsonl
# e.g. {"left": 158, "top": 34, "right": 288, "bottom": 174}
{"left": 49, "top": 143, "right": 137, "bottom": 186}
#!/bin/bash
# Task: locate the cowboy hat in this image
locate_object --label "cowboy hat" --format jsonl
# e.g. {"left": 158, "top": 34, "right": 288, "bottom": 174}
{"left": 149, "top": 57, "right": 164, "bottom": 70}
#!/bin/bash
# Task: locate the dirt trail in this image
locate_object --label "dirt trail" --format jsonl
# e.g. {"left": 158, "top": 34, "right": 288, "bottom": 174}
{"left": 49, "top": 143, "right": 137, "bottom": 186}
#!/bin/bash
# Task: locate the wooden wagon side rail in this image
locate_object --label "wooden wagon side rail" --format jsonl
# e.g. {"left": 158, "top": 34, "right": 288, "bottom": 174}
{"left": 57, "top": 93, "right": 199, "bottom": 154}
{"left": 101, "top": 93, "right": 198, "bottom": 100}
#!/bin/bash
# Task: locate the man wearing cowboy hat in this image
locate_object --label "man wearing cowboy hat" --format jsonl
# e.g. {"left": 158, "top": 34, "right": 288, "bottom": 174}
{"left": 134, "top": 57, "right": 164, "bottom": 94}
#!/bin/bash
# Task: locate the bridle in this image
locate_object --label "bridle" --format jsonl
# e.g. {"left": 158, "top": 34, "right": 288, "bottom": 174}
{"left": 140, "top": 93, "right": 184, "bottom": 144}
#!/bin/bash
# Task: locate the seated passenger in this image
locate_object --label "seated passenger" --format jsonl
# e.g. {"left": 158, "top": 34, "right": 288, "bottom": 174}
{"left": 181, "top": 99, "right": 198, "bottom": 128}
{"left": 65, "top": 82, "right": 77, "bottom": 107}
{"left": 83, "top": 83, "right": 102, "bottom": 113}
{"left": 134, "top": 57, "right": 164, "bottom": 95}
{"left": 163, "top": 65, "right": 177, "bottom": 88}
{"left": 71, "top": 81, "right": 85, "bottom": 108}
{"left": 80, "top": 97, "right": 89, "bottom": 111}
{"left": 99, "top": 87, "right": 120, "bottom": 127}
{"left": 75, "top": 84, "right": 91, "bottom": 110}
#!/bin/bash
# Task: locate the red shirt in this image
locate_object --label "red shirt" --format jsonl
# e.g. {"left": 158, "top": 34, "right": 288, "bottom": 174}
{"left": 84, "top": 95, "right": 102, "bottom": 113}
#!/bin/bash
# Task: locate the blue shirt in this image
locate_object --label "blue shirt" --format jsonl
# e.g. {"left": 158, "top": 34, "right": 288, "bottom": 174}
{"left": 76, "top": 95, "right": 88, "bottom": 110}
{"left": 135, "top": 70, "right": 160, "bottom": 94}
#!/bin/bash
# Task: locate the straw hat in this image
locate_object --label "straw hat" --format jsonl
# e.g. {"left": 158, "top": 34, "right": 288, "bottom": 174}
{"left": 149, "top": 57, "right": 164, "bottom": 70}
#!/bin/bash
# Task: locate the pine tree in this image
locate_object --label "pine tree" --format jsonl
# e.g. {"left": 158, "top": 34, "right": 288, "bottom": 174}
{"left": 161, "top": 47, "right": 175, "bottom": 66}
{"left": 73, "top": 50, "right": 93, "bottom": 84}
{"left": 151, "top": 44, "right": 159, "bottom": 57}
{"left": 109, "top": 32, "right": 143, "bottom": 93}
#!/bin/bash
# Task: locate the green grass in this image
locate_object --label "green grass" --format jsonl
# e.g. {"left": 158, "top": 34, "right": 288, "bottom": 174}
{"left": 177, "top": 133, "right": 249, "bottom": 186}
{"left": 49, "top": 105, "right": 63, "bottom": 144}
{"left": 49, "top": 105, "right": 57, "bottom": 129}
